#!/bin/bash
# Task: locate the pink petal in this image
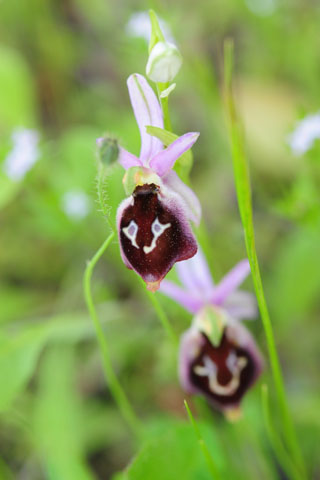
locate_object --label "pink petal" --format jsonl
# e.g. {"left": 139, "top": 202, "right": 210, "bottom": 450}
{"left": 223, "top": 291, "right": 258, "bottom": 320}
{"left": 127, "top": 74, "right": 163, "bottom": 165}
{"left": 176, "top": 248, "right": 214, "bottom": 299}
{"left": 149, "top": 132, "right": 200, "bottom": 177}
{"left": 159, "top": 280, "right": 202, "bottom": 313}
{"left": 118, "top": 147, "right": 141, "bottom": 170}
{"left": 211, "top": 260, "right": 251, "bottom": 305}
{"left": 179, "top": 326, "right": 205, "bottom": 395}
{"left": 162, "top": 171, "right": 201, "bottom": 225}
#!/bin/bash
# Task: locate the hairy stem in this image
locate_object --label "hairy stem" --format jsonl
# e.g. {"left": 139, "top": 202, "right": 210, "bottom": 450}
{"left": 84, "top": 232, "right": 142, "bottom": 437}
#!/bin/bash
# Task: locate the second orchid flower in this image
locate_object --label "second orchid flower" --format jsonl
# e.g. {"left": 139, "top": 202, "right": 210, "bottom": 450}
{"left": 160, "top": 250, "right": 264, "bottom": 417}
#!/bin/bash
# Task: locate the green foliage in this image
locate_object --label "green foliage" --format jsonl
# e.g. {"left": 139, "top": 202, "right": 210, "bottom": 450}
{"left": 0, "top": 0, "right": 320, "bottom": 478}
{"left": 0, "top": 45, "right": 37, "bottom": 128}
{"left": 118, "top": 421, "right": 223, "bottom": 480}
{"left": 33, "top": 346, "right": 95, "bottom": 480}
{"left": 224, "top": 39, "right": 306, "bottom": 478}
{"left": 0, "top": 314, "right": 91, "bottom": 411}
{"left": 0, "top": 327, "right": 48, "bottom": 411}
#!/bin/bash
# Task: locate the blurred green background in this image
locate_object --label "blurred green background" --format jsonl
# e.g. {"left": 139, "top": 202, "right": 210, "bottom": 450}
{"left": 0, "top": 0, "right": 320, "bottom": 479}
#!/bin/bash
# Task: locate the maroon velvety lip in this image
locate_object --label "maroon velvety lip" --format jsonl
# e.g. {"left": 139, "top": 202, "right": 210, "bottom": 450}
{"left": 119, "top": 183, "right": 197, "bottom": 290}
{"left": 190, "top": 331, "right": 257, "bottom": 409}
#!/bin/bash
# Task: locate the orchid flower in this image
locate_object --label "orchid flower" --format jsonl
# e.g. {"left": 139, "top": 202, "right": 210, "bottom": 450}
{"left": 160, "top": 248, "right": 257, "bottom": 319}
{"left": 160, "top": 249, "right": 263, "bottom": 415}
{"left": 115, "top": 74, "right": 201, "bottom": 292}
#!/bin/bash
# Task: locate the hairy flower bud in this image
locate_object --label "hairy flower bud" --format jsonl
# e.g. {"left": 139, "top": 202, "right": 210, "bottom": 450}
{"left": 146, "top": 41, "right": 182, "bottom": 83}
{"left": 96, "top": 137, "right": 119, "bottom": 167}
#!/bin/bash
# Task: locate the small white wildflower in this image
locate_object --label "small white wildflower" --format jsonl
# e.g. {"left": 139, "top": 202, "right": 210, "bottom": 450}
{"left": 288, "top": 112, "right": 320, "bottom": 156}
{"left": 125, "top": 12, "right": 174, "bottom": 43}
{"left": 3, "top": 128, "right": 40, "bottom": 181}
{"left": 146, "top": 41, "right": 182, "bottom": 83}
{"left": 245, "top": 0, "right": 277, "bottom": 16}
{"left": 62, "top": 191, "right": 90, "bottom": 220}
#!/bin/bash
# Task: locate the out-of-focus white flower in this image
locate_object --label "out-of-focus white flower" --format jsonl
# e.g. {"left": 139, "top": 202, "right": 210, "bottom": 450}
{"left": 125, "top": 12, "right": 174, "bottom": 43}
{"left": 288, "top": 112, "right": 320, "bottom": 156}
{"left": 146, "top": 41, "right": 182, "bottom": 83}
{"left": 3, "top": 128, "right": 40, "bottom": 181}
{"left": 245, "top": 0, "right": 277, "bottom": 16}
{"left": 62, "top": 191, "right": 90, "bottom": 221}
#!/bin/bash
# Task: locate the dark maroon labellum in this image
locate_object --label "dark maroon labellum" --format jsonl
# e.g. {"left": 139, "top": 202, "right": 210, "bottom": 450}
{"left": 190, "top": 331, "right": 256, "bottom": 408}
{"left": 119, "top": 183, "right": 197, "bottom": 290}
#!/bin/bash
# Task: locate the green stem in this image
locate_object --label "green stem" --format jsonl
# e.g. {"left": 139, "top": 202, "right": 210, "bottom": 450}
{"left": 84, "top": 232, "right": 142, "bottom": 437}
{"left": 97, "top": 171, "right": 114, "bottom": 232}
{"left": 223, "top": 39, "right": 306, "bottom": 478}
{"left": 157, "top": 83, "right": 172, "bottom": 131}
{"left": 184, "top": 400, "right": 220, "bottom": 479}
{"left": 139, "top": 277, "right": 178, "bottom": 346}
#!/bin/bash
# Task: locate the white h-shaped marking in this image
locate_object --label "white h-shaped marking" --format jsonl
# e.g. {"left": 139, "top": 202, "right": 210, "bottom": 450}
{"left": 193, "top": 351, "right": 248, "bottom": 396}
{"left": 143, "top": 217, "right": 171, "bottom": 254}
{"left": 122, "top": 220, "right": 139, "bottom": 249}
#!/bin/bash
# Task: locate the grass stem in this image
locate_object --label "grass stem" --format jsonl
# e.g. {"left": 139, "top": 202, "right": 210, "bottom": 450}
{"left": 223, "top": 38, "right": 306, "bottom": 478}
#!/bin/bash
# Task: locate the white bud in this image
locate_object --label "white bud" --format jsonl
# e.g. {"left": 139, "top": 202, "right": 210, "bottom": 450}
{"left": 146, "top": 41, "right": 182, "bottom": 83}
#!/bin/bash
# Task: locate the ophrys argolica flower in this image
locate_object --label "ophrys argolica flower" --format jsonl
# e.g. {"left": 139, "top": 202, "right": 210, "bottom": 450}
{"left": 115, "top": 73, "right": 201, "bottom": 292}
{"left": 160, "top": 249, "right": 263, "bottom": 416}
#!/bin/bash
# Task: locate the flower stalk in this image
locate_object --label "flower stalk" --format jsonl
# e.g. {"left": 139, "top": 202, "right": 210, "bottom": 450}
{"left": 83, "top": 232, "right": 142, "bottom": 438}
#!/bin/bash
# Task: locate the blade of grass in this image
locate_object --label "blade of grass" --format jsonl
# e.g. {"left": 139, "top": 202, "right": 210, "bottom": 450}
{"left": 223, "top": 38, "right": 306, "bottom": 478}
{"left": 261, "top": 385, "right": 302, "bottom": 480}
{"left": 83, "top": 232, "right": 142, "bottom": 438}
{"left": 184, "top": 400, "right": 220, "bottom": 480}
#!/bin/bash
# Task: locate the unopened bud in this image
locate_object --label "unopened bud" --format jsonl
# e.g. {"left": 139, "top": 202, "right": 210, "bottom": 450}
{"left": 96, "top": 137, "right": 119, "bottom": 167}
{"left": 146, "top": 41, "right": 182, "bottom": 83}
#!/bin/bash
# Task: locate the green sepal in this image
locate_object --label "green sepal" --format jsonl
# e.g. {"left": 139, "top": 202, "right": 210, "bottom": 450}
{"left": 196, "top": 306, "right": 226, "bottom": 347}
{"left": 206, "top": 308, "right": 226, "bottom": 347}
{"left": 123, "top": 167, "right": 142, "bottom": 196}
{"left": 146, "top": 125, "right": 193, "bottom": 182}
{"left": 122, "top": 166, "right": 161, "bottom": 196}
{"left": 148, "top": 10, "right": 165, "bottom": 54}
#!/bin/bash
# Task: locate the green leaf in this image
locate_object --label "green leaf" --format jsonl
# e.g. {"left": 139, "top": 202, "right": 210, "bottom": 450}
{"left": 184, "top": 400, "right": 221, "bottom": 479}
{"left": 121, "top": 421, "right": 223, "bottom": 480}
{"left": 0, "top": 457, "right": 14, "bottom": 480}
{"left": 34, "top": 346, "right": 95, "bottom": 480}
{"left": 0, "top": 327, "right": 48, "bottom": 411}
{"left": 0, "top": 313, "right": 92, "bottom": 411}
{"left": 268, "top": 226, "right": 320, "bottom": 324}
{"left": 0, "top": 45, "right": 36, "bottom": 128}
{"left": 0, "top": 172, "right": 20, "bottom": 210}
